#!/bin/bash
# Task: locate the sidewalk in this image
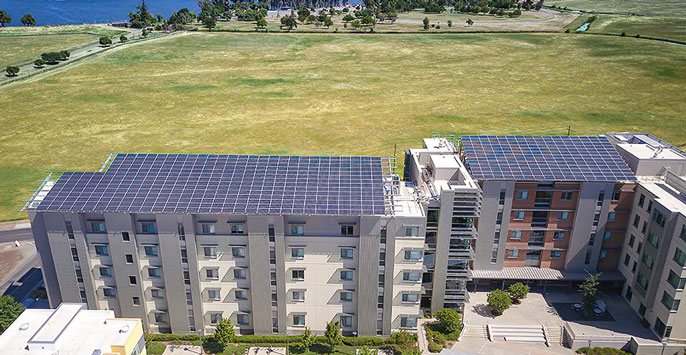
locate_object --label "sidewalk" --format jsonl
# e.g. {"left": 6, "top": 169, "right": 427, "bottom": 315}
{"left": 0, "top": 219, "right": 30, "bottom": 232}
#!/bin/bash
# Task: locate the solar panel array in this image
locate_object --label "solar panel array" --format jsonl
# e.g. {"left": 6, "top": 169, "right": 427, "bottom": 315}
{"left": 461, "top": 135, "right": 637, "bottom": 182}
{"left": 36, "top": 154, "right": 386, "bottom": 216}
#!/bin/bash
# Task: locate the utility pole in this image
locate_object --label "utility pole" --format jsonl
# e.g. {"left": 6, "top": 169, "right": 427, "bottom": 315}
{"left": 567, "top": 125, "right": 571, "bottom": 136}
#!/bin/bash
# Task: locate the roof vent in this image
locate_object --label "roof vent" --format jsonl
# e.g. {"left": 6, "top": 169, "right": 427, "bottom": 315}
{"left": 120, "top": 325, "right": 130, "bottom": 333}
{"left": 92, "top": 349, "right": 102, "bottom": 355}
{"left": 19, "top": 323, "right": 29, "bottom": 331}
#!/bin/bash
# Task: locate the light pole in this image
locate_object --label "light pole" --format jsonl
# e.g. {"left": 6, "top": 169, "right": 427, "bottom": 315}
{"left": 286, "top": 330, "right": 290, "bottom": 355}
{"left": 352, "top": 331, "right": 357, "bottom": 349}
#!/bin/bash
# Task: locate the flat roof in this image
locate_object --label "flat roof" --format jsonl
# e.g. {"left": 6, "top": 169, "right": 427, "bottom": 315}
{"left": 35, "top": 154, "right": 387, "bottom": 216}
{"left": 461, "top": 135, "right": 637, "bottom": 182}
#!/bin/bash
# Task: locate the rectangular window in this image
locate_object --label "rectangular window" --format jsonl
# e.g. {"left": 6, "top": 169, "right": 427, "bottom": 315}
{"left": 178, "top": 223, "right": 185, "bottom": 239}
{"left": 624, "top": 254, "right": 630, "bottom": 267}
{"left": 681, "top": 225, "right": 686, "bottom": 241}
{"left": 154, "top": 313, "right": 167, "bottom": 324}
{"left": 557, "top": 211, "right": 569, "bottom": 221}
{"left": 103, "top": 288, "right": 116, "bottom": 297}
{"left": 233, "top": 269, "right": 247, "bottom": 279}
{"left": 675, "top": 248, "right": 686, "bottom": 267}
{"left": 401, "top": 317, "right": 417, "bottom": 328}
{"left": 625, "top": 286, "right": 632, "bottom": 301}
{"left": 75, "top": 269, "right": 83, "bottom": 283}
{"left": 237, "top": 314, "right": 249, "bottom": 325}
{"left": 661, "top": 291, "right": 680, "bottom": 311}
{"left": 151, "top": 289, "right": 164, "bottom": 298}
{"left": 508, "top": 249, "right": 519, "bottom": 258}
{"left": 293, "top": 314, "right": 305, "bottom": 326}
{"left": 122, "top": 231, "right": 130, "bottom": 241}
{"left": 402, "top": 271, "right": 421, "bottom": 282}
{"left": 667, "top": 270, "right": 686, "bottom": 290}
{"left": 493, "top": 231, "right": 500, "bottom": 244}
{"left": 637, "top": 272, "right": 649, "bottom": 290}
{"left": 510, "top": 230, "right": 522, "bottom": 239}
{"left": 589, "top": 233, "right": 596, "bottom": 246}
{"left": 404, "top": 249, "right": 422, "bottom": 261}
{"left": 491, "top": 249, "right": 497, "bottom": 263}
{"left": 144, "top": 245, "right": 159, "bottom": 257}
{"left": 612, "top": 189, "right": 621, "bottom": 201}
{"left": 210, "top": 313, "right": 222, "bottom": 325}
{"left": 513, "top": 211, "right": 525, "bottom": 220}
{"left": 638, "top": 194, "right": 645, "bottom": 207}
{"left": 604, "top": 231, "right": 612, "bottom": 240}
{"left": 608, "top": 212, "right": 616, "bottom": 222}
{"left": 633, "top": 215, "right": 640, "bottom": 228}
{"left": 560, "top": 191, "right": 573, "bottom": 200}
{"left": 584, "top": 250, "right": 592, "bottom": 264}
{"left": 292, "top": 290, "right": 305, "bottom": 301}
{"left": 208, "top": 289, "right": 221, "bottom": 300}
{"left": 232, "top": 246, "right": 246, "bottom": 258}
{"left": 402, "top": 293, "right": 420, "bottom": 302}
{"left": 65, "top": 221, "right": 74, "bottom": 239}
{"left": 141, "top": 222, "right": 157, "bottom": 234}
{"left": 291, "top": 247, "right": 304, "bottom": 258}
{"left": 341, "top": 225, "right": 354, "bottom": 236}
{"left": 600, "top": 249, "right": 607, "bottom": 259}
{"left": 99, "top": 267, "right": 113, "bottom": 277}
{"left": 405, "top": 226, "right": 420, "bottom": 237}
{"left": 206, "top": 269, "right": 219, "bottom": 281}
{"left": 94, "top": 245, "right": 109, "bottom": 256}
{"left": 291, "top": 224, "right": 304, "bottom": 235}
{"left": 642, "top": 253, "right": 654, "bottom": 269}
{"left": 340, "top": 248, "right": 354, "bottom": 259}
{"left": 129, "top": 276, "right": 137, "bottom": 285}
{"left": 637, "top": 241, "right": 643, "bottom": 254}
{"left": 89, "top": 221, "right": 106, "bottom": 233}
{"left": 647, "top": 200, "right": 653, "bottom": 213}
{"left": 268, "top": 225, "right": 275, "bottom": 241}
{"left": 553, "top": 231, "right": 565, "bottom": 240}
{"left": 340, "top": 315, "right": 353, "bottom": 327}
{"left": 148, "top": 267, "right": 161, "bottom": 278}
{"left": 204, "top": 246, "right": 217, "bottom": 258}
{"left": 230, "top": 224, "right": 245, "bottom": 234}
{"left": 340, "top": 291, "right": 353, "bottom": 302}
{"left": 292, "top": 269, "right": 305, "bottom": 280}
{"left": 499, "top": 190, "right": 506, "bottom": 204}
{"left": 340, "top": 270, "right": 353, "bottom": 281}
{"left": 133, "top": 297, "right": 140, "bottom": 306}
{"left": 235, "top": 289, "right": 248, "bottom": 300}
{"left": 632, "top": 261, "right": 637, "bottom": 273}
{"left": 71, "top": 247, "right": 79, "bottom": 261}
{"left": 653, "top": 211, "right": 666, "bottom": 227}
{"left": 516, "top": 190, "right": 528, "bottom": 200}
{"left": 629, "top": 234, "right": 636, "bottom": 248}
{"left": 125, "top": 254, "right": 134, "bottom": 264}
{"left": 550, "top": 250, "right": 561, "bottom": 258}
{"left": 201, "top": 223, "right": 216, "bottom": 235}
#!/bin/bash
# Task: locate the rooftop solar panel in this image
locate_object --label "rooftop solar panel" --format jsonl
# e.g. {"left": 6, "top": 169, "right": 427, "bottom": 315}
{"left": 461, "top": 135, "right": 637, "bottom": 182}
{"left": 36, "top": 154, "right": 387, "bottom": 216}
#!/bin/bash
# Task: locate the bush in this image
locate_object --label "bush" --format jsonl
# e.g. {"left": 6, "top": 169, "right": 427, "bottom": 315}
{"left": 487, "top": 289, "right": 512, "bottom": 315}
{"left": 5, "top": 65, "right": 19, "bottom": 76}
{"left": 387, "top": 330, "right": 417, "bottom": 345}
{"left": 342, "top": 337, "right": 385, "bottom": 346}
{"left": 34, "top": 58, "right": 46, "bottom": 67}
{"left": 434, "top": 308, "right": 461, "bottom": 334}
{"left": 507, "top": 282, "right": 529, "bottom": 303}
{"left": 428, "top": 342, "right": 443, "bottom": 353}
{"left": 146, "top": 341, "right": 166, "bottom": 355}
{"left": 575, "top": 347, "right": 631, "bottom": 355}
{"left": 99, "top": 36, "right": 112, "bottom": 46}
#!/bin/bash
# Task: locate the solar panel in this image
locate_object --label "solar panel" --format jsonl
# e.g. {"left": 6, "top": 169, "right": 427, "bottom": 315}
{"left": 461, "top": 135, "right": 637, "bottom": 182}
{"left": 36, "top": 154, "right": 387, "bottom": 216}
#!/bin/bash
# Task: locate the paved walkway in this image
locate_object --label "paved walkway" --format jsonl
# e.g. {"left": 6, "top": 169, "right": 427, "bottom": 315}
{"left": 162, "top": 344, "right": 204, "bottom": 355}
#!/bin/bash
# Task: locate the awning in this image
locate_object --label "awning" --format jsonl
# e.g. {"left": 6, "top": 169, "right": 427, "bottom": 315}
{"left": 471, "top": 267, "right": 624, "bottom": 281}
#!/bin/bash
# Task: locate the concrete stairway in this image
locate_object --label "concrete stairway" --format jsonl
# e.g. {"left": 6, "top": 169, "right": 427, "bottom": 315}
{"left": 546, "top": 326, "right": 563, "bottom": 345}
{"left": 462, "top": 325, "right": 488, "bottom": 338}
{"left": 487, "top": 325, "right": 548, "bottom": 345}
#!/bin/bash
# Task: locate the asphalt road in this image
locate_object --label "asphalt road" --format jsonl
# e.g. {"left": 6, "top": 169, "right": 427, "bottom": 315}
{"left": 3, "top": 267, "right": 43, "bottom": 302}
{"left": 0, "top": 227, "right": 33, "bottom": 244}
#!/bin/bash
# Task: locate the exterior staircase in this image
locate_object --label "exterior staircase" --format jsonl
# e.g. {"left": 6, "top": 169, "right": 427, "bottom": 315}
{"left": 546, "top": 326, "right": 563, "bottom": 345}
{"left": 487, "top": 325, "right": 548, "bottom": 345}
{"left": 462, "top": 325, "right": 488, "bottom": 338}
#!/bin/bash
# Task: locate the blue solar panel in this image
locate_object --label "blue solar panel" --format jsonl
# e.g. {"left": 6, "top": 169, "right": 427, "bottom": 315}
{"left": 36, "top": 154, "right": 387, "bottom": 215}
{"left": 461, "top": 135, "right": 637, "bottom": 182}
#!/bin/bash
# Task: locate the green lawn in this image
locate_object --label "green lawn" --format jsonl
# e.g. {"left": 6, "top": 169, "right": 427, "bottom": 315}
{"left": 0, "top": 32, "right": 684, "bottom": 221}
{"left": 545, "top": 0, "right": 686, "bottom": 16}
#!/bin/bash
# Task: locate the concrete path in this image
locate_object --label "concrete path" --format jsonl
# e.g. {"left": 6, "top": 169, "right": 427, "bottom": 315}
{"left": 162, "top": 344, "right": 204, "bottom": 354}
{"left": 417, "top": 318, "right": 434, "bottom": 354}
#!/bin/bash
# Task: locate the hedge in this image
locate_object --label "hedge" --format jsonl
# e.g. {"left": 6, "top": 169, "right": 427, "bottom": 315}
{"left": 148, "top": 333, "right": 416, "bottom": 345}
{"left": 575, "top": 347, "right": 631, "bottom": 355}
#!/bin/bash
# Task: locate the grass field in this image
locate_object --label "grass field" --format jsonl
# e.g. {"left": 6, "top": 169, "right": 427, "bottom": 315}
{"left": 0, "top": 25, "right": 128, "bottom": 68}
{"left": 0, "top": 32, "right": 684, "bottom": 221}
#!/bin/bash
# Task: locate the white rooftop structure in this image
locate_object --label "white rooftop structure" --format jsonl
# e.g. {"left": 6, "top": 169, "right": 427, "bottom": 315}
{"left": 606, "top": 132, "right": 686, "bottom": 177}
{"left": 0, "top": 303, "right": 144, "bottom": 355}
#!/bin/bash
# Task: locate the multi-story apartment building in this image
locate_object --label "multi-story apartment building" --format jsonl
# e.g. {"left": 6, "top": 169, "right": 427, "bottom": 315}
{"left": 26, "top": 154, "right": 426, "bottom": 336}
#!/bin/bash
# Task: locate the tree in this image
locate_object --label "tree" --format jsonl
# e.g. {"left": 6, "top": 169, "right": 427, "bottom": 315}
{"left": 21, "top": 14, "right": 36, "bottom": 26}
{"left": 342, "top": 14, "right": 354, "bottom": 23}
{"left": 359, "top": 347, "right": 378, "bottom": 355}
{"left": 301, "top": 326, "right": 314, "bottom": 350}
{"left": 129, "top": 0, "right": 156, "bottom": 28}
{"left": 99, "top": 36, "right": 113, "bottom": 46}
{"left": 41, "top": 52, "right": 60, "bottom": 64}
{"left": 34, "top": 58, "right": 45, "bottom": 68}
{"left": 256, "top": 18, "right": 268, "bottom": 30}
{"left": 362, "top": 15, "right": 375, "bottom": 27}
{"left": 447, "top": 20, "right": 452, "bottom": 27}
{"left": 579, "top": 273, "right": 602, "bottom": 318}
{"left": 120, "top": 35, "right": 128, "bottom": 43}
{"left": 0, "top": 10, "right": 11, "bottom": 27}
{"left": 5, "top": 65, "right": 19, "bottom": 77}
{"left": 297, "top": 8, "right": 311, "bottom": 23}
{"left": 434, "top": 308, "right": 461, "bottom": 334}
{"left": 324, "top": 321, "right": 342, "bottom": 350}
{"left": 423, "top": 16, "right": 430, "bottom": 30}
{"left": 168, "top": 8, "right": 196, "bottom": 26}
{"left": 280, "top": 15, "right": 297, "bottom": 31}
{"left": 466, "top": 18, "right": 474, "bottom": 26}
{"left": 487, "top": 289, "right": 511, "bottom": 315}
{"left": 59, "top": 50, "right": 70, "bottom": 60}
{"left": 213, "top": 318, "right": 235, "bottom": 345}
{"left": 351, "top": 19, "right": 362, "bottom": 30}
{"left": 507, "top": 282, "right": 530, "bottom": 304}
{"left": 323, "top": 16, "right": 333, "bottom": 28}
{"left": 204, "top": 16, "right": 217, "bottom": 30}
{"left": 0, "top": 295, "right": 25, "bottom": 331}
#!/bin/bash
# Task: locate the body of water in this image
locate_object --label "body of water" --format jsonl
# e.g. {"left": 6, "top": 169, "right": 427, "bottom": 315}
{"left": 1, "top": 0, "right": 199, "bottom": 26}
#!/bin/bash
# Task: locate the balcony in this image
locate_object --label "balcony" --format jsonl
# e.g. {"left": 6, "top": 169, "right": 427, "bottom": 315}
{"left": 444, "top": 289, "right": 470, "bottom": 302}
{"left": 448, "top": 244, "right": 475, "bottom": 258}
{"left": 446, "top": 268, "right": 472, "bottom": 280}
{"left": 534, "top": 198, "right": 552, "bottom": 208}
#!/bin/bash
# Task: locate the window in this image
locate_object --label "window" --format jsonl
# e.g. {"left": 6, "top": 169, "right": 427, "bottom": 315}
{"left": 401, "top": 317, "right": 417, "bottom": 328}
{"left": 292, "top": 290, "right": 305, "bottom": 301}
{"left": 71, "top": 247, "right": 79, "bottom": 261}
{"left": 637, "top": 241, "right": 643, "bottom": 254}
{"left": 629, "top": 235, "right": 636, "bottom": 248}
{"left": 94, "top": 245, "right": 109, "bottom": 256}
{"left": 647, "top": 200, "right": 653, "bottom": 213}
{"left": 508, "top": 249, "right": 519, "bottom": 258}
{"left": 499, "top": 190, "right": 506, "bottom": 204}
{"left": 667, "top": 270, "right": 686, "bottom": 290}
{"left": 624, "top": 254, "right": 630, "bottom": 267}
{"left": 204, "top": 246, "right": 217, "bottom": 258}
{"left": 633, "top": 215, "right": 640, "bottom": 228}
{"left": 642, "top": 222, "right": 647, "bottom": 234}
{"left": 402, "top": 271, "right": 421, "bottom": 282}
{"left": 133, "top": 297, "right": 140, "bottom": 306}
{"left": 491, "top": 249, "right": 497, "bottom": 263}
{"left": 632, "top": 261, "right": 637, "bottom": 273}
{"left": 676, "top": 248, "right": 686, "bottom": 267}
{"left": 208, "top": 289, "right": 221, "bottom": 300}
{"left": 232, "top": 246, "right": 246, "bottom": 258}
{"left": 404, "top": 250, "right": 422, "bottom": 261}
{"left": 292, "top": 269, "right": 305, "bottom": 280}
{"left": 513, "top": 211, "right": 525, "bottom": 220}
{"left": 210, "top": 313, "right": 222, "bottom": 324}
{"left": 493, "top": 231, "right": 500, "bottom": 244}
{"left": 557, "top": 212, "right": 569, "bottom": 221}
{"left": 141, "top": 221, "right": 157, "bottom": 234}
{"left": 148, "top": 267, "right": 161, "bottom": 278}
{"left": 89, "top": 221, "right": 106, "bottom": 233}
{"left": 625, "top": 286, "right": 632, "bottom": 301}
{"left": 637, "top": 272, "right": 649, "bottom": 290}
{"left": 341, "top": 225, "right": 354, "bottom": 236}
{"left": 340, "top": 291, "right": 353, "bottom": 302}
{"left": 553, "top": 231, "right": 565, "bottom": 240}
{"left": 230, "top": 224, "right": 245, "bottom": 234}
{"left": 186, "top": 291, "right": 193, "bottom": 305}
{"left": 154, "top": 312, "right": 167, "bottom": 323}
{"left": 129, "top": 276, "right": 137, "bottom": 285}
{"left": 75, "top": 269, "right": 83, "bottom": 283}
{"left": 405, "top": 226, "right": 420, "bottom": 237}
{"left": 604, "top": 231, "right": 612, "bottom": 240}
{"left": 642, "top": 253, "right": 654, "bottom": 269}
{"left": 661, "top": 291, "right": 680, "bottom": 311}
{"left": 510, "top": 230, "right": 522, "bottom": 239}
{"left": 125, "top": 254, "right": 134, "bottom": 264}
{"left": 178, "top": 223, "right": 185, "bottom": 239}
{"left": 589, "top": 233, "right": 596, "bottom": 246}
{"left": 291, "top": 247, "right": 304, "bottom": 258}
{"left": 402, "top": 293, "right": 419, "bottom": 302}
{"left": 340, "top": 248, "right": 354, "bottom": 259}
{"left": 103, "top": 288, "right": 116, "bottom": 297}
{"left": 550, "top": 250, "right": 561, "bottom": 258}
{"left": 291, "top": 224, "right": 304, "bottom": 235}
{"left": 122, "top": 232, "right": 130, "bottom": 241}
{"left": 293, "top": 314, "right": 305, "bottom": 326}
{"left": 638, "top": 194, "right": 645, "bottom": 207}
{"left": 99, "top": 267, "right": 113, "bottom": 277}
{"left": 340, "top": 315, "right": 353, "bottom": 327}
{"left": 268, "top": 225, "right": 275, "bottom": 241}
{"left": 237, "top": 314, "right": 249, "bottom": 325}
{"left": 340, "top": 270, "right": 353, "bottom": 281}
{"left": 560, "top": 191, "right": 573, "bottom": 200}
{"left": 65, "top": 221, "right": 74, "bottom": 239}
{"left": 584, "top": 250, "right": 592, "bottom": 264}
{"left": 608, "top": 212, "right": 616, "bottom": 222}
{"left": 516, "top": 190, "right": 528, "bottom": 200}
{"left": 201, "top": 223, "right": 216, "bottom": 234}
{"left": 144, "top": 245, "right": 159, "bottom": 257}
{"left": 181, "top": 249, "right": 188, "bottom": 263}
{"left": 600, "top": 249, "right": 607, "bottom": 259}
{"left": 681, "top": 225, "right": 686, "bottom": 242}
{"left": 235, "top": 289, "right": 248, "bottom": 300}
{"left": 151, "top": 289, "right": 164, "bottom": 298}
{"left": 233, "top": 269, "right": 247, "bottom": 279}
{"left": 204, "top": 268, "right": 218, "bottom": 280}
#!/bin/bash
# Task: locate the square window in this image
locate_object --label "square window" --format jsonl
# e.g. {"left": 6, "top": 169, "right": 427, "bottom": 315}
{"left": 144, "top": 245, "right": 159, "bottom": 257}
{"left": 405, "top": 226, "right": 420, "bottom": 237}
{"left": 99, "top": 267, "right": 112, "bottom": 277}
{"left": 132, "top": 297, "right": 140, "bottom": 306}
{"left": 292, "top": 269, "right": 305, "bottom": 280}
{"left": 148, "top": 267, "right": 161, "bottom": 278}
{"left": 125, "top": 254, "right": 134, "bottom": 264}
{"left": 513, "top": 211, "right": 525, "bottom": 220}
{"left": 340, "top": 270, "right": 353, "bottom": 281}
{"left": 231, "top": 224, "right": 245, "bottom": 234}
{"left": 202, "top": 223, "right": 216, "bottom": 235}
{"left": 340, "top": 315, "right": 352, "bottom": 327}
{"left": 291, "top": 225, "right": 304, "bottom": 235}
{"left": 233, "top": 269, "right": 247, "bottom": 279}
{"left": 237, "top": 314, "right": 249, "bottom": 325}
{"left": 122, "top": 232, "right": 130, "bottom": 241}
{"left": 340, "top": 291, "right": 353, "bottom": 302}
{"left": 141, "top": 222, "right": 157, "bottom": 234}
{"left": 232, "top": 247, "right": 246, "bottom": 258}
{"left": 94, "top": 245, "right": 109, "bottom": 256}
{"left": 129, "top": 276, "right": 137, "bottom": 285}
{"left": 340, "top": 248, "right": 354, "bottom": 259}
{"left": 235, "top": 289, "right": 248, "bottom": 300}
{"left": 293, "top": 314, "right": 305, "bottom": 326}
{"left": 204, "top": 246, "right": 217, "bottom": 258}
{"left": 291, "top": 247, "right": 304, "bottom": 258}
{"left": 292, "top": 290, "right": 305, "bottom": 301}
{"left": 516, "top": 190, "right": 528, "bottom": 200}
{"left": 557, "top": 211, "right": 569, "bottom": 221}
{"left": 208, "top": 289, "right": 221, "bottom": 300}
{"left": 206, "top": 268, "right": 219, "bottom": 279}
{"left": 508, "top": 249, "right": 519, "bottom": 258}
{"left": 210, "top": 313, "right": 222, "bottom": 324}
{"left": 341, "top": 225, "right": 354, "bottom": 236}
{"left": 103, "top": 288, "right": 116, "bottom": 297}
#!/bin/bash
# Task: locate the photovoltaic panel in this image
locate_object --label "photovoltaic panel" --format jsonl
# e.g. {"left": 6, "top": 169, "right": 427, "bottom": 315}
{"left": 36, "top": 154, "right": 387, "bottom": 215}
{"left": 461, "top": 136, "right": 637, "bottom": 182}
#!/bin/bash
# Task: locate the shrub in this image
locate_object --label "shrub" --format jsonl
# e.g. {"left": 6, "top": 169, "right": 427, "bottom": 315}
{"left": 428, "top": 342, "right": 443, "bottom": 353}
{"left": 146, "top": 341, "right": 166, "bottom": 355}
{"left": 575, "top": 347, "right": 631, "bottom": 355}
{"left": 34, "top": 58, "right": 45, "bottom": 67}
{"left": 620, "top": 32, "right": 626, "bottom": 36}
{"left": 434, "top": 308, "right": 461, "bottom": 334}
{"left": 99, "top": 36, "right": 112, "bottom": 46}
{"left": 214, "top": 319, "right": 236, "bottom": 345}
{"left": 5, "top": 65, "right": 19, "bottom": 76}
{"left": 387, "top": 330, "right": 417, "bottom": 345}
{"left": 487, "top": 289, "right": 512, "bottom": 315}
{"left": 507, "top": 282, "right": 529, "bottom": 303}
